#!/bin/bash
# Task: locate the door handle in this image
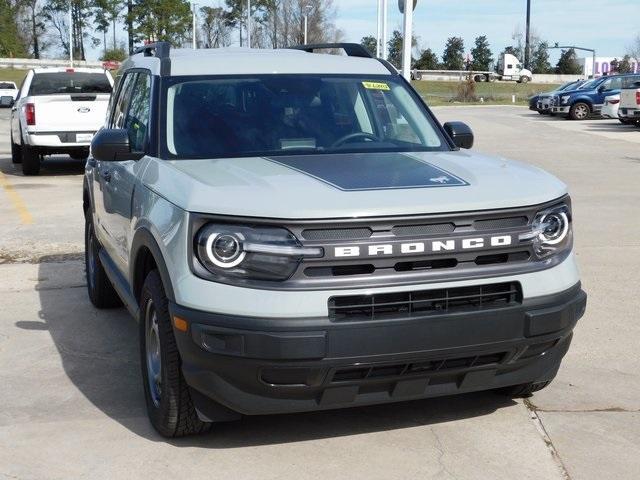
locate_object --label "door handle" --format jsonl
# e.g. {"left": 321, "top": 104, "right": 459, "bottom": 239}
{"left": 101, "top": 170, "right": 112, "bottom": 183}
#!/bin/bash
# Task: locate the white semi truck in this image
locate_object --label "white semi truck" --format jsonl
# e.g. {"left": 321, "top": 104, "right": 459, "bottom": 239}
{"left": 413, "top": 53, "right": 533, "bottom": 83}
{"left": 473, "top": 53, "right": 533, "bottom": 83}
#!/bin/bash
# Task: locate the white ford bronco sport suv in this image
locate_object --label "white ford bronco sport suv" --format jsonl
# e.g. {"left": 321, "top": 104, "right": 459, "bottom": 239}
{"left": 84, "top": 42, "right": 587, "bottom": 437}
{"left": 10, "top": 67, "right": 114, "bottom": 175}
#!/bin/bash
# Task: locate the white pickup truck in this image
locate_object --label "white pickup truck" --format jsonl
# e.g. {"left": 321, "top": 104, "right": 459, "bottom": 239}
{"left": 618, "top": 77, "right": 640, "bottom": 126}
{"left": 0, "top": 81, "right": 19, "bottom": 107}
{"left": 9, "top": 67, "right": 114, "bottom": 175}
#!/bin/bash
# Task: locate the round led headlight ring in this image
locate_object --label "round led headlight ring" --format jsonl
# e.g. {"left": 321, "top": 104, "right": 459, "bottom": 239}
{"left": 205, "top": 232, "right": 246, "bottom": 268}
{"left": 538, "top": 211, "right": 569, "bottom": 245}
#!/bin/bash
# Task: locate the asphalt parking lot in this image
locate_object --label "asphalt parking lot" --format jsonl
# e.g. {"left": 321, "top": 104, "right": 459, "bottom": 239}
{"left": 1, "top": 106, "right": 639, "bottom": 479}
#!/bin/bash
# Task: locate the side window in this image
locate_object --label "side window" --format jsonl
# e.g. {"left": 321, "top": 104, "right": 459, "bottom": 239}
{"left": 124, "top": 73, "right": 151, "bottom": 152}
{"left": 600, "top": 79, "right": 612, "bottom": 91}
{"left": 608, "top": 77, "right": 622, "bottom": 90}
{"left": 110, "top": 73, "right": 136, "bottom": 129}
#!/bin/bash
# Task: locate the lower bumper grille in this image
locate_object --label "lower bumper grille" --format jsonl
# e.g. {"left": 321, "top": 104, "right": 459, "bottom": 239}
{"left": 329, "top": 282, "right": 522, "bottom": 321}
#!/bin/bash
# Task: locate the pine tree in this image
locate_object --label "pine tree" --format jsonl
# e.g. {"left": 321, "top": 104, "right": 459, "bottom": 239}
{"left": 530, "top": 41, "right": 552, "bottom": 74}
{"left": 413, "top": 48, "right": 439, "bottom": 70}
{"left": 360, "top": 35, "right": 377, "bottom": 57}
{"left": 470, "top": 35, "right": 493, "bottom": 71}
{"left": 555, "top": 48, "right": 582, "bottom": 75}
{"left": 442, "top": 36, "right": 465, "bottom": 70}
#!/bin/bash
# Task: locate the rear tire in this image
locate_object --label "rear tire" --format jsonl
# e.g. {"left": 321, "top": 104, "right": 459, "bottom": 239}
{"left": 85, "top": 214, "right": 122, "bottom": 309}
{"left": 10, "top": 136, "right": 22, "bottom": 164}
{"left": 569, "top": 102, "right": 590, "bottom": 121}
{"left": 140, "top": 270, "right": 212, "bottom": 437}
{"left": 21, "top": 145, "right": 40, "bottom": 175}
{"left": 496, "top": 381, "right": 552, "bottom": 398}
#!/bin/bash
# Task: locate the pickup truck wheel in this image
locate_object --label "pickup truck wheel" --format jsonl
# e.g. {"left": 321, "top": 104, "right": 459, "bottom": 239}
{"left": 569, "top": 102, "right": 590, "bottom": 121}
{"left": 10, "top": 137, "right": 22, "bottom": 164}
{"left": 496, "top": 381, "right": 551, "bottom": 398}
{"left": 140, "top": 270, "right": 212, "bottom": 437}
{"left": 85, "top": 215, "right": 122, "bottom": 308}
{"left": 21, "top": 145, "right": 40, "bottom": 175}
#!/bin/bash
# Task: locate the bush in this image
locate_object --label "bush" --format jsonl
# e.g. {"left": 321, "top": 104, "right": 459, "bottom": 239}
{"left": 101, "top": 48, "right": 127, "bottom": 62}
{"left": 453, "top": 73, "right": 478, "bottom": 102}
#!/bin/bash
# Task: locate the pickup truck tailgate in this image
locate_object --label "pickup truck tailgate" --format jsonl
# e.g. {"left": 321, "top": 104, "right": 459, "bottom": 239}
{"left": 30, "top": 94, "right": 110, "bottom": 132}
{"left": 620, "top": 88, "right": 639, "bottom": 109}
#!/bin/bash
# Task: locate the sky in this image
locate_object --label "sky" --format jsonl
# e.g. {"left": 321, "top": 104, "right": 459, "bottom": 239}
{"left": 87, "top": 0, "right": 639, "bottom": 61}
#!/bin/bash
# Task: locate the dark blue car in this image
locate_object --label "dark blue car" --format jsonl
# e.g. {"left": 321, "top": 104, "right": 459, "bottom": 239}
{"left": 551, "top": 73, "right": 640, "bottom": 120}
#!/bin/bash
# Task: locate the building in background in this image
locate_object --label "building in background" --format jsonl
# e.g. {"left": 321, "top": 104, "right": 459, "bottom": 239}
{"left": 579, "top": 57, "right": 640, "bottom": 77}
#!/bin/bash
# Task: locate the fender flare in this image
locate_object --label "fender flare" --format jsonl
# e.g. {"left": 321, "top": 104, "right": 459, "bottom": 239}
{"left": 130, "top": 228, "right": 176, "bottom": 302}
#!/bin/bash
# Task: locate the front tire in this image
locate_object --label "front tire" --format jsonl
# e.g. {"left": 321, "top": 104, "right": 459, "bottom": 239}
{"left": 140, "top": 270, "right": 212, "bottom": 437}
{"left": 21, "top": 145, "right": 40, "bottom": 175}
{"left": 520, "top": 76, "right": 530, "bottom": 84}
{"left": 85, "top": 214, "right": 122, "bottom": 308}
{"left": 569, "top": 102, "right": 590, "bottom": 121}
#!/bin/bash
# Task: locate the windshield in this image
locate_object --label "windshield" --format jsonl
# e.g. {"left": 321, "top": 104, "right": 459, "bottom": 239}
{"left": 164, "top": 75, "right": 447, "bottom": 159}
{"left": 29, "top": 72, "right": 112, "bottom": 95}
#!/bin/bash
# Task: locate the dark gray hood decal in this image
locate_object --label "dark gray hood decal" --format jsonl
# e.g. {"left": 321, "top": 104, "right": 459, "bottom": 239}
{"left": 265, "top": 152, "right": 469, "bottom": 191}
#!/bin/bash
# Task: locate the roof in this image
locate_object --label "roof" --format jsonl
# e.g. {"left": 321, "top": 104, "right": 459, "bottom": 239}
{"left": 123, "top": 47, "right": 391, "bottom": 77}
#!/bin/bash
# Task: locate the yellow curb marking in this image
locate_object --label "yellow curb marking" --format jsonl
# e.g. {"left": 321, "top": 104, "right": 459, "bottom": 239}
{"left": 0, "top": 171, "right": 33, "bottom": 224}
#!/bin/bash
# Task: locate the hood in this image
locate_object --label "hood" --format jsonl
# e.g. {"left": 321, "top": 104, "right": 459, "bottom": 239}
{"left": 141, "top": 151, "right": 567, "bottom": 219}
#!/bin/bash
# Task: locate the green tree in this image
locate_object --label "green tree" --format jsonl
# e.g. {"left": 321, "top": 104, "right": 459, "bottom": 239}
{"left": 386, "top": 30, "right": 416, "bottom": 69}
{"left": 93, "top": 0, "right": 121, "bottom": 51}
{"left": 441, "top": 36, "right": 465, "bottom": 70}
{"left": 555, "top": 48, "right": 582, "bottom": 74}
{"left": 200, "top": 6, "right": 234, "bottom": 48}
{"left": 618, "top": 55, "right": 633, "bottom": 74}
{"left": 413, "top": 48, "right": 439, "bottom": 70}
{"left": 45, "top": 0, "right": 92, "bottom": 60}
{"left": 360, "top": 35, "right": 377, "bottom": 57}
{"left": 101, "top": 46, "right": 127, "bottom": 61}
{"left": 530, "top": 41, "right": 552, "bottom": 74}
{"left": 0, "top": 0, "right": 28, "bottom": 57}
{"left": 132, "top": 0, "right": 191, "bottom": 46}
{"left": 470, "top": 35, "right": 493, "bottom": 71}
{"left": 501, "top": 45, "right": 522, "bottom": 60}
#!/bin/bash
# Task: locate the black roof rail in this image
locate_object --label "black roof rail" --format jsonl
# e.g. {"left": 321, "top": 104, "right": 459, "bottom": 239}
{"left": 288, "top": 43, "right": 373, "bottom": 59}
{"left": 132, "top": 41, "right": 171, "bottom": 76}
{"left": 133, "top": 41, "right": 171, "bottom": 58}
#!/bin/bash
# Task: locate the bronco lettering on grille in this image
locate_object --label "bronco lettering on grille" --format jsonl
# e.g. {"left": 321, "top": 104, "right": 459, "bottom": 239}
{"left": 334, "top": 235, "right": 514, "bottom": 258}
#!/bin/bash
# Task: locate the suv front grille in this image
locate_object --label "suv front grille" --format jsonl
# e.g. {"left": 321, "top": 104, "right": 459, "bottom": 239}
{"left": 328, "top": 282, "right": 522, "bottom": 321}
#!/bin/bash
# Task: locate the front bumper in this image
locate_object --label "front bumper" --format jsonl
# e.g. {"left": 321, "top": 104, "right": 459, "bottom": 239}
{"left": 171, "top": 283, "right": 586, "bottom": 418}
{"left": 551, "top": 106, "right": 570, "bottom": 114}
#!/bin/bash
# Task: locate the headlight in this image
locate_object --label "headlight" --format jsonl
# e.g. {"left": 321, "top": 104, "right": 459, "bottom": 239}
{"left": 561, "top": 95, "right": 571, "bottom": 105}
{"left": 519, "top": 203, "right": 572, "bottom": 258}
{"left": 194, "top": 223, "right": 323, "bottom": 281}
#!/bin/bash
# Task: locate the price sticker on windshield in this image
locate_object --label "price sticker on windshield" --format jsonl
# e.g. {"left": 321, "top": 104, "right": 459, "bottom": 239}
{"left": 362, "top": 81, "right": 391, "bottom": 91}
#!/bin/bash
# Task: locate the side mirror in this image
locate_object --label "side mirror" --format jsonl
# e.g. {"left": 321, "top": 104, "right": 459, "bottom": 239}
{"left": 598, "top": 85, "right": 606, "bottom": 93}
{"left": 91, "top": 128, "right": 144, "bottom": 161}
{"left": 0, "top": 96, "right": 14, "bottom": 108}
{"left": 443, "top": 122, "right": 474, "bottom": 149}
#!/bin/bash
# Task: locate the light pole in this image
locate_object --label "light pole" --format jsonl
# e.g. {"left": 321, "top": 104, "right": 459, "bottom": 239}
{"left": 524, "top": 0, "right": 531, "bottom": 69}
{"left": 247, "top": 0, "right": 251, "bottom": 48}
{"left": 376, "top": 0, "right": 381, "bottom": 57}
{"left": 69, "top": 5, "right": 73, "bottom": 67}
{"left": 303, "top": 4, "right": 312, "bottom": 44}
{"left": 401, "top": 0, "right": 413, "bottom": 80}
{"left": 192, "top": 2, "right": 197, "bottom": 49}
{"left": 381, "top": 0, "right": 388, "bottom": 59}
